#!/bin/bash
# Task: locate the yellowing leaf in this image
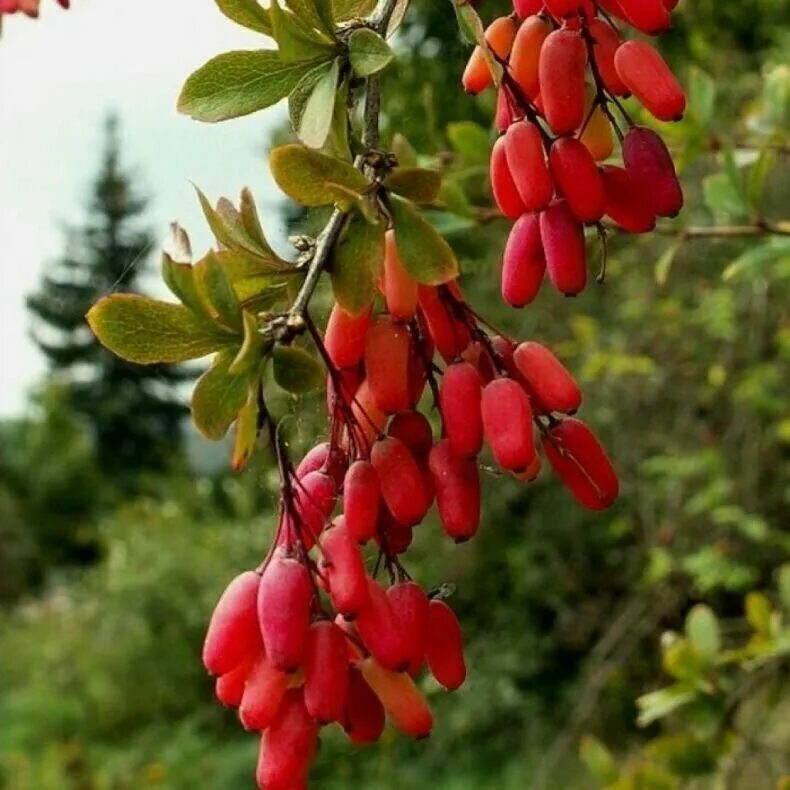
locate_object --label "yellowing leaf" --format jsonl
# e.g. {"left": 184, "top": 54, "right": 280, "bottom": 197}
{"left": 191, "top": 350, "right": 251, "bottom": 440}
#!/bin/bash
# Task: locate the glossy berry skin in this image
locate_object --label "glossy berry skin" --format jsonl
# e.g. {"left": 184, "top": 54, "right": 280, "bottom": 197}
{"left": 344, "top": 668, "right": 386, "bottom": 744}
{"left": 325, "top": 304, "right": 371, "bottom": 369}
{"left": 588, "top": 18, "right": 628, "bottom": 96}
{"left": 240, "top": 654, "right": 290, "bottom": 731}
{"left": 384, "top": 229, "right": 418, "bottom": 321}
{"left": 491, "top": 135, "right": 527, "bottom": 220}
{"left": 440, "top": 361, "right": 484, "bottom": 458}
{"left": 429, "top": 439, "right": 481, "bottom": 543}
{"left": 622, "top": 126, "right": 683, "bottom": 218}
{"left": 387, "top": 582, "right": 430, "bottom": 676}
{"left": 289, "top": 470, "right": 337, "bottom": 546}
{"left": 425, "top": 600, "right": 467, "bottom": 691}
{"left": 418, "top": 285, "right": 468, "bottom": 363}
{"left": 203, "top": 570, "right": 262, "bottom": 677}
{"left": 364, "top": 316, "right": 413, "bottom": 414}
{"left": 614, "top": 40, "right": 686, "bottom": 122}
{"left": 320, "top": 519, "right": 369, "bottom": 617}
{"left": 256, "top": 689, "right": 318, "bottom": 790}
{"left": 510, "top": 15, "right": 551, "bottom": 99}
{"left": 502, "top": 213, "right": 546, "bottom": 308}
{"left": 215, "top": 657, "right": 254, "bottom": 708}
{"left": 481, "top": 378, "right": 536, "bottom": 472}
{"left": 617, "top": 0, "right": 671, "bottom": 35}
{"left": 549, "top": 137, "right": 606, "bottom": 224}
{"left": 361, "top": 657, "right": 434, "bottom": 739}
{"left": 370, "top": 436, "right": 430, "bottom": 527}
{"left": 513, "top": 341, "right": 582, "bottom": 415}
{"left": 539, "top": 28, "right": 587, "bottom": 135}
{"left": 542, "top": 418, "right": 620, "bottom": 510}
{"left": 539, "top": 200, "right": 588, "bottom": 296}
{"left": 304, "top": 621, "right": 349, "bottom": 724}
{"left": 355, "top": 578, "right": 411, "bottom": 672}
{"left": 257, "top": 551, "right": 313, "bottom": 672}
{"left": 513, "top": 0, "right": 543, "bottom": 17}
{"left": 462, "top": 16, "right": 517, "bottom": 95}
{"left": 504, "top": 121, "right": 553, "bottom": 212}
{"left": 544, "top": 0, "right": 583, "bottom": 17}
{"left": 600, "top": 165, "right": 657, "bottom": 234}
{"left": 387, "top": 410, "right": 434, "bottom": 461}
{"left": 342, "top": 461, "right": 381, "bottom": 545}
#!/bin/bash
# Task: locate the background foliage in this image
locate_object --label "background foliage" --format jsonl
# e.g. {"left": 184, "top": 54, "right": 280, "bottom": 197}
{"left": 1, "top": 0, "right": 789, "bottom": 787}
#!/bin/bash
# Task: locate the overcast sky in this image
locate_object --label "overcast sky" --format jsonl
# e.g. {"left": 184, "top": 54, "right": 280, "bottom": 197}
{"left": 0, "top": 0, "right": 289, "bottom": 416}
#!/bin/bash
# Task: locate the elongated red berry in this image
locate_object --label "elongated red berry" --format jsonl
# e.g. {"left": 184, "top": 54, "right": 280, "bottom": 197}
{"left": 256, "top": 689, "right": 318, "bottom": 790}
{"left": 622, "top": 126, "right": 683, "bottom": 218}
{"left": 418, "top": 285, "right": 469, "bottom": 363}
{"left": 429, "top": 439, "right": 481, "bottom": 543}
{"left": 440, "top": 361, "right": 484, "bottom": 458}
{"left": 549, "top": 137, "right": 605, "bottom": 223}
{"left": 588, "top": 18, "right": 628, "bottom": 96}
{"left": 514, "top": 0, "right": 543, "bottom": 17}
{"left": 203, "top": 570, "right": 262, "bottom": 676}
{"left": 240, "top": 654, "right": 290, "bottom": 731}
{"left": 325, "top": 304, "right": 371, "bottom": 369}
{"left": 462, "top": 16, "right": 518, "bottom": 95}
{"left": 425, "top": 599, "right": 466, "bottom": 691}
{"left": 491, "top": 135, "right": 527, "bottom": 220}
{"left": 614, "top": 40, "right": 686, "bottom": 122}
{"left": 542, "top": 417, "right": 619, "bottom": 510}
{"left": 387, "top": 582, "right": 430, "bottom": 676}
{"left": 355, "top": 578, "right": 411, "bottom": 671}
{"left": 502, "top": 213, "right": 545, "bottom": 308}
{"left": 504, "top": 121, "right": 553, "bottom": 212}
{"left": 370, "top": 436, "right": 430, "bottom": 527}
{"left": 361, "top": 657, "right": 434, "bottom": 739}
{"left": 539, "top": 201, "right": 587, "bottom": 296}
{"left": 539, "top": 28, "right": 587, "bottom": 135}
{"left": 544, "top": 0, "right": 583, "bottom": 18}
{"left": 510, "top": 15, "right": 552, "bottom": 99}
{"left": 375, "top": 505, "right": 415, "bottom": 555}
{"left": 216, "top": 656, "right": 255, "bottom": 708}
{"left": 384, "top": 229, "right": 419, "bottom": 320}
{"left": 364, "top": 316, "right": 413, "bottom": 414}
{"left": 344, "top": 668, "right": 386, "bottom": 744}
{"left": 304, "top": 621, "right": 349, "bottom": 724}
{"left": 320, "top": 518, "right": 369, "bottom": 617}
{"left": 514, "top": 341, "right": 582, "bottom": 414}
{"left": 600, "top": 165, "right": 657, "bottom": 233}
{"left": 348, "top": 379, "right": 387, "bottom": 447}
{"left": 618, "top": 0, "right": 671, "bottom": 35}
{"left": 387, "top": 411, "right": 434, "bottom": 461}
{"left": 343, "top": 461, "right": 381, "bottom": 545}
{"left": 481, "top": 378, "right": 536, "bottom": 472}
{"left": 496, "top": 85, "right": 516, "bottom": 133}
{"left": 258, "top": 551, "right": 313, "bottom": 672}
{"left": 291, "top": 469, "right": 337, "bottom": 544}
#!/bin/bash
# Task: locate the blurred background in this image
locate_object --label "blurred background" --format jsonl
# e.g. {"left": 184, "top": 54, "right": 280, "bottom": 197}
{"left": 0, "top": 0, "right": 789, "bottom": 788}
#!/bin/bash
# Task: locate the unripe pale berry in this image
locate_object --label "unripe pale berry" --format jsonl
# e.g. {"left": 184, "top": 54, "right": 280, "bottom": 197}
{"left": 342, "top": 461, "right": 381, "bottom": 545}
{"left": 549, "top": 137, "right": 606, "bottom": 223}
{"left": 491, "top": 135, "right": 527, "bottom": 220}
{"left": 542, "top": 417, "right": 620, "bottom": 510}
{"left": 601, "top": 165, "right": 657, "bottom": 234}
{"left": 344, "top": 668, "right": 386, "bottom": 744}
{"left": 386, "top": 582, "right": 430, "bottom": 676}
{"left": 481, "top": 378, "right": 536, "bottom": 472}
{"left": 384, "top": 229, "right": 419, "bottom": 320}
{"left": 614, "top": 40, "right": 686, "bottom": 122}
{"left": 504, "top": 121, "right": 553, "bottom": 212}
{"left": 539, "top": 28, "right": 587, "bottom": 135}
{"left": 304, "top": 621, "right": 349, "bottom": 724}
{"left": 580, "top": 99, "right": 615, "bottom": 162}
{"left": 240, "top": 653, "right": 290, "bottom": 731}
{"left": 513, "top": 341, "right": 583, "bottom": 414}
{"left": 320, "top": 519, "right": 369, "bottom": 617}
{"left": 510, "top": 15, "right": 552, "bottom": 100}
{"left": 364, "top": 316, "right": 413, "bottom": 414}
{"left": 425, "top": 599, "right": 467, "bottom": 691}
{"left": 325, "top": 304, "right": 371, "bottom": 369}
{"left": 257, "top": 551, "right": 313, "bottom": 672}
{"left": 622, "top": 126, "right": 683, "bottom": 218}
{"left": 539, "top": 200, "right": 588, "bottom": 296}
{"left": 429, "top": 438, "right": 481, "bottom": 543}
{"left": 355, "top": 578, "right": 411, "bottom": 671}
{"left": 203, "top": 570, "right": 262, "bottom": 677}
{"left": 370, "top": 436, "right": 430, "bottom": 527}
{"left": 440, "top": 361, "right": 484, "bottom": 458}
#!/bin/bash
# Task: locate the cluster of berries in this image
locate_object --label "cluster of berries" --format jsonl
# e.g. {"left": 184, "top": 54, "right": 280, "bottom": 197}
{"left": 0, "top": 0, "right": 68, "bottom": 17}
{"left": 463, "top": 0, "right": 686, "bottom": 305}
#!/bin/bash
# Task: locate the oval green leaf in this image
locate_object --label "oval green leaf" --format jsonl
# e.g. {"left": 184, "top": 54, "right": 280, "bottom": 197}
{"left": 191, "top": 350, "right": 251, "bottom": 440}
{"left": 331, "top": 213, "right": 385, "bottom": 315}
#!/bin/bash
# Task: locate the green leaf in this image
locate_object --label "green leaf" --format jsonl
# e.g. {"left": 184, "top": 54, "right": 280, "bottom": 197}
{"left": 579, "top": 735, "right": 619, "bottom": 785}
{"left": 289, "top": 58, "right": 340, "bottom": 149}
{"left": 440, "top": 180, "right": 473, "bottom": 217}
{"left": 191, "top": 350, "right": 251, "bottom": 440}
{"left": 215, "top": 249, "right": 293, "bottom": 281}
{"left": 688, "top": 66, "right": 716, "bottom": 129}
{"left": 703, "top": 171, "right": 750, "bottom": 220}
{"left": 636, "top": 684, "right": 697, "bottom": 728}
{"left": 215, "top": 0, "right": 272, "bottom": 34}
{"left": 286, "top": 0, "right": 335, "bottom": 37}
{"left": 747, "top": 146, "right": 777, "bottom": 212}
{"left": 272, "top": 345, "right": 324, "bottom": 393}
{"left": 392, "top": 132, "right": 418, "bottom": 168}
{"left": 239, "top": 188, "right": 278, "bottom": 259}
{"left": 270, "top": 0, "right": 336, "bottom": 62}
{"left": 87, "top": 295, "right": 234, "bottom": 364}
{"left": 230, "top": 311, "right": 265, "bottom": 376}
{"left": 324, "top": 78, "right": 351, "bottom": 160}
{"left": 662, "top": 639, "right": 707, "bottom": 681}
{"left": 331, "top": 213, "right": 385, "bottom": 315}
{"left": 161, "top": 253, "right": 212, "bottom": 319}
{"left": 778, "top": 565, "right": 790, "bottom": 613}
{"left": 178, "top": 50, "right": 320, "bottom": 123}
{"left": 383, "top": 167, "right": 442, "bottom": 203}
{"left": 348, "top": 28, "right": 394, "bottom": 77}
{"left": 194, "top": 252, "right": 243, "bottom": 332}
{"left": 745, "top": 592, "right": 773, "bottom": 636}
{"left": 388, "top": 195, "right": 459, "bottom": 285}
{"left": 722, "top": 237, "right": 790, "bottom": 281}
{"left": 685, "top": 605, "right": 721, "bottom": 660}
{"left": 447, "top": 121, "right": 491, "bottom": 166}
{"left": 331, "top": 0, "right": 376, "bottom": 21}
{"left": 269, "top": 144, "right": 371, "bottom": 206}
{"left": 232, "top": 384, "right": 260, "bottom": 472}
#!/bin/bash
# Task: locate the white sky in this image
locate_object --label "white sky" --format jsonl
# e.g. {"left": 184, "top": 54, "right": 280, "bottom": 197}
{"left": 0, "top": 0, "right": 289, "bottom": 416}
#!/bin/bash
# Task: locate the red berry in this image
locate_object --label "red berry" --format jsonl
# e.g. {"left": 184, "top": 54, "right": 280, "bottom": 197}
{"left": 387, "top": 410, "right": 434, "bottom": 461}
{"left": 622, "top": 126, "right": 683, "bottom": 218}
{"left": 539, "top": 28, "right": 587, "bottom": 135}
{"left": 304, "top": 621, "right": 349, "bottom": 724}
{"left": 504, "top": 121, "right": 553, "bottom": 212}
{"left": 364, "top": 316, "right": 413, "bottom": 414}
{"left": 386, "top": 582, "right": 430, "bottom": 676}
{"left": 544, "top": 0, "right": 583, "bottom": 18}
{"left": 549, "top": 137, "right": 606, "bottom": 223}
{"left": 325, "top": 304, "right": 371, "bottom": 369}
{"left": 513, "top": 341, "right": 582, "bottom": 414}
{"left": 344, "top": 668, "right": 386, "bottom": 744}
{"left": 355, "top": 578, "right": 411, "bottom": 671}
{"left": 495, "top": 85, "right": 516, "bottom": 133}
{"left": 539, "top": 200, "right": 588, "bottom": 296}
{"left": 425, "top": 600, "right": 467, "bottom": 691}
{"left": 342, "top": 460, "right": 381, "bottom": 545}
{"left": 203, "top": 570, "right": 262, "bottom": 676}
{"left": 370, "top": 436, "right": 430, "bottom": 527}
{"left": 600, "top": 165, "right": 657, "bottom": 234}
{"left": 257, "top": 551, "right": 313, "bottom": 672}
{"left": 215, "top": 656, "right": 255, "bottom": 708}
{"left": 462, "top": 16, "right": 518, "bottom": 94}
{"left": 240, "top": 654, "right": 290, "bottom": 731}
{"left": 617, "top": 0, "right": 671, "bottom": 35}
{"left": 542, "top": 417, "right": 620, "bottom": 510}
{"left": 481, "top": 378, "right": 536, "bottom": 472}
{"left": 320, "top": 519, "right": 369, "bottom": 617}
{"left": 384, "top": 229, "right": 419, "bottom": 320}
{"left": 588, "top": 18, "right": 628, "bottom": 96}
{"left": 440, "top": 361, "right": 484, "bottom": 458}
{"left": 375, "top": 505, "right": 415, "bottom": 555}
{"left": 289, "top": 470, "right": 337, "bottom": 546}
{"left": 491, "top": 135, "right": 527, "bottom": 220}
{"left": 510, "top": 15, "right": 552, "bottom": 99}
{"left": 429, "top": 439, "right": 481, "bottom": 543}
{"left": 513, "top": 0, "right": 544, "bottom": 17}
{"left": 418, "top": 285, "right": 469, "bottom": 363}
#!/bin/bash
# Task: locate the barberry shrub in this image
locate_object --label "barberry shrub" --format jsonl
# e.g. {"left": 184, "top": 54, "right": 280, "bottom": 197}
{"left": 87, "top": 0, "right": 686, "bottom": 786}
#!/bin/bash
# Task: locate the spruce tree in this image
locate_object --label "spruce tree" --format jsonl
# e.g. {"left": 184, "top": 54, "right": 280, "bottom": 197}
{"left": 27, "top": 116, "right": 187, "bottom": 480}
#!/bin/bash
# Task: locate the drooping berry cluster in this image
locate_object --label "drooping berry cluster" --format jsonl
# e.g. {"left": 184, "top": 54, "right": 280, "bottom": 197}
{"left": 463, "top": 0, "right": 686, "bottom": 305}
{"left": 0, "top": 0, "right": 68, "bottom": 17}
